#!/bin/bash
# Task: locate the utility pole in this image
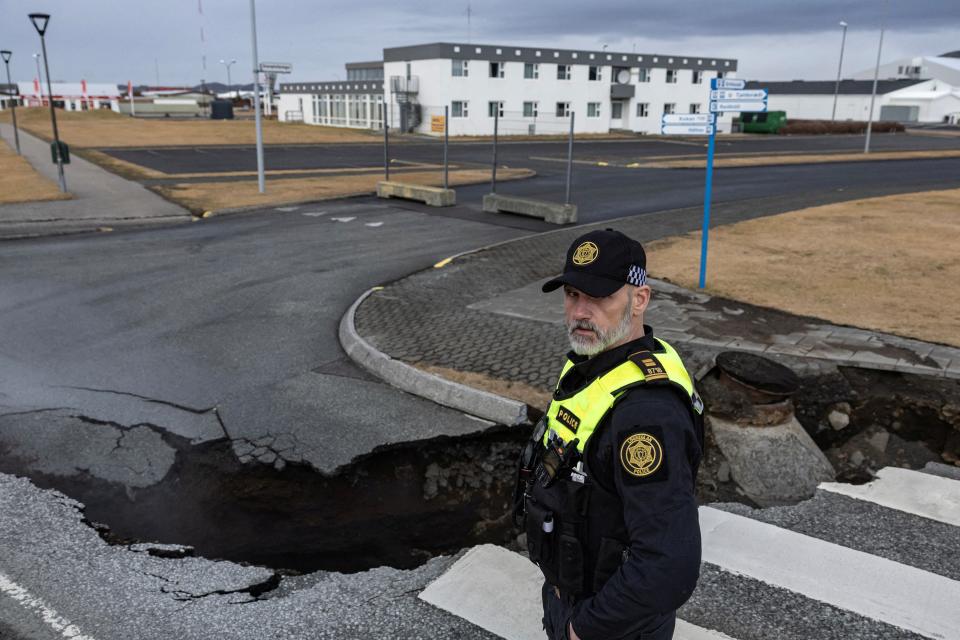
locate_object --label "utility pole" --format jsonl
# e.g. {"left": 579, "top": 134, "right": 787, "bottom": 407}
{"left": 831, "top": 21, "right": 848, "bottom": 121}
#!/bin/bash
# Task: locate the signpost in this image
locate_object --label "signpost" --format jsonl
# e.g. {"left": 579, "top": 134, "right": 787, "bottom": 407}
{"left": 696, "top": 78, "right": 769, "bottom": 289}
{"left": 258, "top": 61, "right": 292, "bottom": 74}
{"left": 660, "top": 113, "right": 715, "bottom": 135}
{"left": 431, "top": 115, "right": 446, "bottom": 133}
{"left": 258, "top": 63, "right": 290, "bottom": 117}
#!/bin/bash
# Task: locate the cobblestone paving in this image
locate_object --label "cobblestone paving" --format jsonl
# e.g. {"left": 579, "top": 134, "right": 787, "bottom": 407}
{"left": 355, "top": 205, "right": 960, "bottom": 397}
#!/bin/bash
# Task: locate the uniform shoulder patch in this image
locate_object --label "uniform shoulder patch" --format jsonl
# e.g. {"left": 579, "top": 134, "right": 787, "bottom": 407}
{"left": 627, "top": 351, "right": 669, "bottom": 382}
{"left": 618, "top": 426, "right": 669, "bottom": 483}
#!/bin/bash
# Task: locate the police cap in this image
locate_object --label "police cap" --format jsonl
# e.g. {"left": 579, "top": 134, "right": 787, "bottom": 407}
{"left": 542, "top": 228, "right": 647, "bottom": 298}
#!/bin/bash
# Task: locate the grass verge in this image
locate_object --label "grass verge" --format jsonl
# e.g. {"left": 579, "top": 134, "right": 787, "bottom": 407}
{"left": 0, "top": 138, "right": 71, "bottom": 204}
{"left": 152, "top": 167, "right": 534, "bottom": 213}
{"left": 645, "top": 188, "right": 960, "bottom": 347}
{"left": 0, "top": 108, "right": 381, "bottom": 147}
{"left": 637, "top": 149, "right": 960, "bottom": 169}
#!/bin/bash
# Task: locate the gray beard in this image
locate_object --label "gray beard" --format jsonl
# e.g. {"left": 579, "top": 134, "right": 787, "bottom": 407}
{"left": 567, "top": 301, "right": 633, "bottom": 357}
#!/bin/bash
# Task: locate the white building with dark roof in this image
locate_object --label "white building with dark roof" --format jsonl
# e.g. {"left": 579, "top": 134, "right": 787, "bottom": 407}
{"left": 278, "top": 41, "right": 738, "bottom": 136}
{"left": 749, "top": 51, "right": 960, "bottom": 125}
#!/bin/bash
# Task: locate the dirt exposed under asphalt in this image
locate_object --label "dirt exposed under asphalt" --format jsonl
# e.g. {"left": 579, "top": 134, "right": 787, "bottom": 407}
{"left": 646, "top": 188, "right": 960, "bottom": 348}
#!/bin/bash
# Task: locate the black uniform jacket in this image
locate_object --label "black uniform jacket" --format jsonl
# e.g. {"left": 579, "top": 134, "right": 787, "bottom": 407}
{"left": 546, "top": 328, "right": 703, "bottom": 640}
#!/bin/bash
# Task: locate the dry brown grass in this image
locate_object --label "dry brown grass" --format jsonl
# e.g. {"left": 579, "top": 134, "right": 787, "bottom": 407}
{"left": 646, "top": 189, "right": 960, "bottom": 347}
{"left": 0, "top": 138, "right": 71, "bottom": 204}
{"left": 153, "top": 167, "right": 534, "bottom": 213}
{"left": 416, "top": 364, "right": 551, "bottom": 408}
{"left": 638, "top": 149, "right": 960, "bottom": 169}
{"left": 0, "top": 108, "right": 380, "bottom": 148}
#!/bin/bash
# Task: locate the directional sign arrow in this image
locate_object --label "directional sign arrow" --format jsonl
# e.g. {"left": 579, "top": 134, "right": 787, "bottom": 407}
{"left": 662, "top": 113, "right": 716, "bottom": 125}
{"left": 661, "top": 124, "right": 715, "bottom": 136}
{"left": 709, "top": 100, "right": 768, "bottom": 113}
{"left": 711, "top": 78, "right": 746, "bottom": 90}
{"left": 711, "top": 89, "right": 768, "bottom": 101}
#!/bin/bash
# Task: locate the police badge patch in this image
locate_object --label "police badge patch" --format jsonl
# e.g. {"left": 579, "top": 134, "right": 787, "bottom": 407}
{"left": 618, "top": 426, "right": 669, "bottom": 483}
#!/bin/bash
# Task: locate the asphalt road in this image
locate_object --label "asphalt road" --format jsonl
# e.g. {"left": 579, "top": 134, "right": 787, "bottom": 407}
{"left": 3, "top": 135, "right": 960, "bottom": 638}
{"left": 102, "top": 132, "right": 960, "bottom": 175}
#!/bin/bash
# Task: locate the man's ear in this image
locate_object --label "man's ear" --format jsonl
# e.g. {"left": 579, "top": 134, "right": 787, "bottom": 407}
{"left": 633, "top": 285, "right": 651, "bottom": 316}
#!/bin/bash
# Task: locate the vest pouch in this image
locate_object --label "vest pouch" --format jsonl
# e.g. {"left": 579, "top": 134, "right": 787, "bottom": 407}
{"left": 557, "top": 533, "right": 585, "bottom": 595}
{"left": 592, "top": 536, "right": 628, "bottom": 592}
{"left": 524, "top": 499, "right": 559, "bottom": 585}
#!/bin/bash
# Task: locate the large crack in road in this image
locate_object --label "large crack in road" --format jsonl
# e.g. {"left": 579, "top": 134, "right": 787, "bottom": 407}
{"left": 1, "top": 364, "right": 957, "bottom": 578}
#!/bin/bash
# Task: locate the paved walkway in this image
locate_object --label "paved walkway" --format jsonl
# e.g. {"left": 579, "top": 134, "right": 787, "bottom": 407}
{"left": 352, "top": 215, "right": 960, "bottom": 419}
{"left": 0, "top": 123, "right": 189, "bottom": 239}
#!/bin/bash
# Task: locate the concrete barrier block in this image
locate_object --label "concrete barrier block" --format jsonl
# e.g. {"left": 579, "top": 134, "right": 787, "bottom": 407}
{"left": 482, "top": 193, "right": 577, "bottom": 225}
{"left": 376, "top": 181, "right": 456, "bottom": 207}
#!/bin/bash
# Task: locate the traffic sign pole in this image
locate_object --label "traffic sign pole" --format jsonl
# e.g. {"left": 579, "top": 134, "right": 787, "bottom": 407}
{"left": 699, "top": 124, "right": 716, "bottom": 289}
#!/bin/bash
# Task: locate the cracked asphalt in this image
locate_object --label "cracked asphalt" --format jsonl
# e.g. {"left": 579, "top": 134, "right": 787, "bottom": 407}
{"left": 0, "top": 204, "right": 525, "bottom": 484}
{"left": 0, "top": 474, "right": 494, "bottom": 640}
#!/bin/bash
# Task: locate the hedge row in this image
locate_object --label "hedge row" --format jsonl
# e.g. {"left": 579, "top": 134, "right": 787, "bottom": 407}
{"left": 778, "top": 119, "right": 906, "bottom": 135}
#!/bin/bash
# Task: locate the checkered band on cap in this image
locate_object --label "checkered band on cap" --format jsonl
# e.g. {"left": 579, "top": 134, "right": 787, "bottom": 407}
{"left": 627, "top": 264, "right": 647, "bottom": 286}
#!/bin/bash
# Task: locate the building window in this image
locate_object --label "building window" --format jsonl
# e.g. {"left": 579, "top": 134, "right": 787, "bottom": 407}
{"left": 663, "top": 103, "right": 676, "bottom": 115}
{"left": 556, "top": 101, "right": 571, "bottom": 117}
{"left": 587, "top": 102, "right": 601, "bottom": 117}
{"left": 588, "top": 66, "right": 602, "bottom": 81}
{"left": 636, "top": 103, "right": 649, "bottom": 117}
{"left": 451, "top": 100, "right": 469, "bottom": 118}
{"left": 692, "top": 70, "right": 703, "bottom": 84}
{"left": 489, "top": 61, "right": 505, "bottom": 78}
{"left": 524, "top": 62, "right": 539, "bottom": 79}
{"left": 638, "top": 68, "right": 650, "bottom": 83}
{"left": 523, "top": 101, "right": 539, "bottom": 118}
{"left": 488, "top": 100, "right": 504, "bottom": 118}
{"left": 666, "top": 69, "right": 677, "bottom": 83}
{"left": 557, "top": 64, "right": 571, "bottom": 80}
{"left": 716, "top": 71, "right": 725, "bottom": 79}
{"left": 690, "top": 103, "right": 701, "bottom": 114}
{"left": 452, "top": 59, "right": 468, "bottom": 77}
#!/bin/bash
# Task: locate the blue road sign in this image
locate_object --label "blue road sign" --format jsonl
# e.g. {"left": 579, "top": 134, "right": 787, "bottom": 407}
{"left": 709, "top": 100, "right": 768, "bottom": 113}
{"left": 711, "top": 78, "right": 745, "bottom": 90}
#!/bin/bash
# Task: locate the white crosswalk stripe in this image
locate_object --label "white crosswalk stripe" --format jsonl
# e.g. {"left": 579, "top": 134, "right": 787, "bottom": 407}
{"left": 819, "top": 466, "right": 960, "bottom": 527}
{"left": 330, "top": 217, "right": 355, "bottom": 223}
{"left": 419, "top": 467, "right": 960, "bottom": 640}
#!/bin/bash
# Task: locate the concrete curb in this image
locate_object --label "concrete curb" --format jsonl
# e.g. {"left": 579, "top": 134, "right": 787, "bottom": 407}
{"left": 339, "top": 288, "right": 529, "bottom": 426}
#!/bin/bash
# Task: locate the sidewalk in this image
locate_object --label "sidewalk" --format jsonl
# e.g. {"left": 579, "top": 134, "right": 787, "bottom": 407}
{"left": 0, "top": 123, "right": 190, "bottom": 239}
{"left": 349, "top": 214, "right": 960, "bottom": 423}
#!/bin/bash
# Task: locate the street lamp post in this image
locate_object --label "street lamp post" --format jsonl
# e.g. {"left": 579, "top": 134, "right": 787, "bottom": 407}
{"left": 0, "top": 50, "right": 22, "bottom": 154}
{"left": 220, "top": 58, "right": 237, "bottom": 100}
{"left": 864, "top": 0, "right": 889, "bottom": 154}
{"left": 28, "top": 13, "right": 66, "bottom": 192}
{"left": 249, "top": 0, "right": 265, "bottom": 193}
{"left": 831, "top": 21, "right": 848, "bottom": 121}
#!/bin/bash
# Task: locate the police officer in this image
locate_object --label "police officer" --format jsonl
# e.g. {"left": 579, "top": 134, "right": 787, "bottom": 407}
{"left": 515, "top": 229, "right": 705, "bottom": 640}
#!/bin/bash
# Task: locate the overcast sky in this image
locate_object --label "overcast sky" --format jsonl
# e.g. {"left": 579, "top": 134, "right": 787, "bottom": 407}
{"left": 0, "top": 0, "right": 957, "bottom": 86}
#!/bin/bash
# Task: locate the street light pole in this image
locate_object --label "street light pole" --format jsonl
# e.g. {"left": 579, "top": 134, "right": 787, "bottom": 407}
{"left": 220, "top": 58, "right": 237, "bottom": 99}
{"left": 248, "top": 0, "right": 265, "bottom": 193}
{"left": 0, "top": 50, "right": 22, "bottom": 154}
{"left": 28, "top": 13, "right": 66, "bottom": 192}
{"left": 831, "top": 21, "right": 848, "bottom": 121}
{"left": 864, "top": 0, "right": 889, "bottom": 154}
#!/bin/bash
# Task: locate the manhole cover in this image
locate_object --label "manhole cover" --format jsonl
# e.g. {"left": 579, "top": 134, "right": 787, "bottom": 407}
{"left": 716, "top": 351, "right": 800, "bottom": 398}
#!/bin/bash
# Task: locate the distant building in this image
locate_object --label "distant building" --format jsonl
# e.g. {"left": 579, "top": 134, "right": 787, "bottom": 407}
{"left": 751, "top": 51, "right": 960, "bottom": 124}
{"left": 12, "top": 81, "right": 120, "bottom": 112}
{"left": 278, "top": 41, "right": 738, "bottom": 135}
